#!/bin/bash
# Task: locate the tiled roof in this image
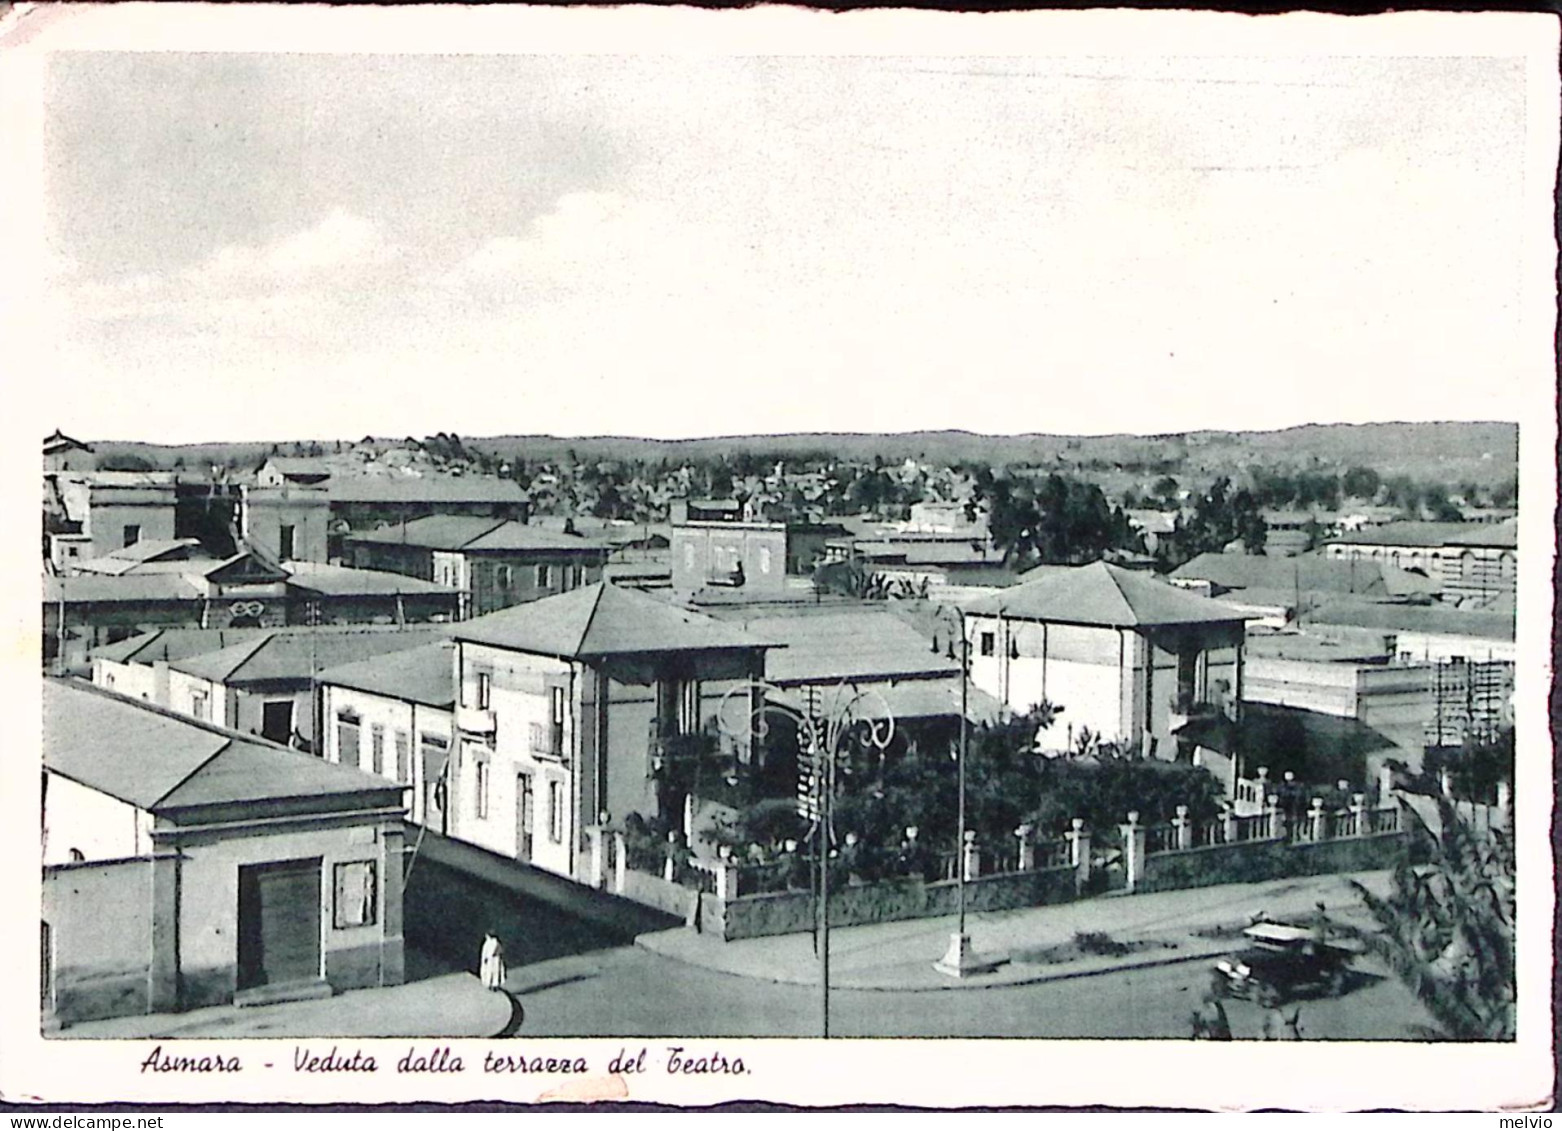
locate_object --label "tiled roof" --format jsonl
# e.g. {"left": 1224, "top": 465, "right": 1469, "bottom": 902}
{"left": 1304, "top": 598, "right": 1515, "bottom": 642}
{"left": 728, "top": 609, "right": 957, "bottom": 685}
{"left": 43, "top": 430, "right": 93, "bottom": 454}
{"left": 90, "top": 627, "right": 272, "bottom": 665}
{"left": 964, "top": 561, "right": 1251, "bottom": 628}
{"left": 283, "top": 561, "right": 460, "bottom": 596}
{"left": 464, "top": 525, "right": 611, "bottom": 554}
{"left": 72, "top": 539, "right": 205, "bottom": 575}
{"left": 44, "top": 679, "right": 399, "bottom": 811}
{"left": 317, "top": 641, "right": 456, "bottom": 708}
{"left": 327, "top": 475, "right": 528, "bottom": 504}
{"left": 43, "top": 573, "right": 202, "bottom": 603}
{"left": 169, "top": 626, "right": 447, "bottom": 684}
{"left": 453, "top": 582, "right": 778, "bottom": 658}
{"left": 346, "top": 515, "right": 506, "bottom": 550}
{"left": 1170, "top": 552, "right": 1442, "bottom": 598}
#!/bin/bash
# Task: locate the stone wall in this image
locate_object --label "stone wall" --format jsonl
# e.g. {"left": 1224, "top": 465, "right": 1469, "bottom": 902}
{"left": 1138, "top": 831, "right": 1410, "bottom": 895}
{"left": 44, "top": 858, "right": 155, "bottom": 1026}
{"left": 704, "top": 864, "right": 1081, "bottom": 942}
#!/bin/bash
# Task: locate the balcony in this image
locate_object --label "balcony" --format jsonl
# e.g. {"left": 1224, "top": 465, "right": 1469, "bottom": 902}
{"left": 456, "top": 704, "right": 497, "bottom": 736}
{"left": 529, "top": 721, "right": 566, "bottom": 762}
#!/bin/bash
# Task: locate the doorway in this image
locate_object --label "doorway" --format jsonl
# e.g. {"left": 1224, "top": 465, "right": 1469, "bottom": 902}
{"left": 261, "top": 700, "right": 294, "bottom": 745}
{"left": 237, "top": 858, "right": 322, "bottom": 992}
{"left": 516, "top": 772, "right": 534, "bottom": 862}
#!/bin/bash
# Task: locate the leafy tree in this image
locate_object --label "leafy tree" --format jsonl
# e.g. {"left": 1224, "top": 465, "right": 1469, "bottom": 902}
{"left": 99, "top": 453, "right": 158, "bottom": 472}
{"left": 1342, "top": 466, "right": 1381, "bottom": 501}
{"left": 1349, "top": 798, "right": 1515, "bottom": 1040}
{"left": 1167, "top": 477, "right": 1267, "bottom": 564}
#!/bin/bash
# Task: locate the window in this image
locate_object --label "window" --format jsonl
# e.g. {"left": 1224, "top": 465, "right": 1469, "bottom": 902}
{"left": 370, "top": 724, "right": 385, "bottom": 775}
{"left": 536, "top": 564, "right": 552, "bottom": 588}
{"left": 475, "top": 671, "right": 492, "bottom": 710}
{"left": 475, "top": 760, "right": 490, "bottom": 819}
{"left": 572, "top": 564, "right": 586, "bottom": 588}
{"left": 332, "top": 861, "right": 377, "bottom": 929}
{"left": 496, "top": 565, "right": 513, "bottom": 589}
{"left": 279, "top": 524, "right": 296, "bottom": 560}
{"left": 394, "top": 730, "right": 410, "bottom": 783}
{"left": 548, "top": 780, "right": 564, "bottom": 843}
{"left": 122, "top": 524, "right": 140, "bottom": 548}
{"left": 261, "top": 700, "right": 293, "bottom": 745}
{"left": 979, "top": 632, "right": 996, "bottom": 657}
{"left": 190, "top": 689, "right": 209, "bottom": 721}
{"left": 338, "top": 716, "right": 360, "bottom": 766}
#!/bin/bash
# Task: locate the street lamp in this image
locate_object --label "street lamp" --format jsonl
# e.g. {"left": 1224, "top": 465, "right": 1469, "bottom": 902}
{"left": 716, "top": 678, "right": 894, "bottom": 1038}
{"left": 929, "top": 603, "right": 986, "bottom": 978}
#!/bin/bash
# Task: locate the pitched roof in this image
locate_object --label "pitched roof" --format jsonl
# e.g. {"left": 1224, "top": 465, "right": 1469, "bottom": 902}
{"left": 73, "top": 539, "right": 205, "bottom": 574}
{"left": 43, "top": 430, "right": 93, "bottom": 454}
{"left": 90, "top": 627, "right": 273, "bottom": 665}
{"left": 464, "top": 524, "right": 611, "bottom": 554}
{"left": 452, "top": 582, "right": 778, "bottom": 659}
{"left": 729, "top": 609, "right": 959, "bottom": 685}
{"left": 44, "top": 679, "right": 399, "bottom": 811}
{"left": 326, "top": 475, "right": 528, "bottom": 505}
{"left": 347, "top": 515, "right": 507, "bottom": 550}
{"left": 1304, "top": 598, "right": 1515, "bottom": 642}
{"left": 1169, "top": 551, "right": 1442, "bottom": 598}
{"left": 964, "top": 561, "right": 1251, "bottom": 628}
{"left": 1325, "top": 521, "right": 1506, "bottom": 550}
{"left": 43, "top": 573, "right": 202, "bottom": 604}
{"left": 264, "top": 456, "right": 335, "bottom": 478}
{"left": 169, "top": 626, "right": 447, "bottom": 684}
{"left": 317, "top": 641, "right": 456, "bottom": 708}
{"left": 282, "top": 560, "right": 460, "bottom": 596}
{"left": 773, "top": 678, "right": 1003, "bottom": 724}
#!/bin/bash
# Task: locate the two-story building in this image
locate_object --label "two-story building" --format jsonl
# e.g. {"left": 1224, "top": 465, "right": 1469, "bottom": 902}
{"left": 669, "top": 499, "right": 846, "bottom": 593}
{"left": 443, "top": 583, "right": 775, "bottom": 881}
{"left": 963, "top": 561, "right": 1250, "bottom": 757}
{"left": 48, "top": 472, "right": 179, "bottom": 564}
{"left": 43, "top": 430, "right": 97, "bottom": 475}
{"left": 43, "top": 679, "right": 406, "bottom": 1026}
{"left": 344, "top": 515, "right": 610, "bottom": 617}
{"left": 318, "top": 642, "right": 457, "bottom": 833}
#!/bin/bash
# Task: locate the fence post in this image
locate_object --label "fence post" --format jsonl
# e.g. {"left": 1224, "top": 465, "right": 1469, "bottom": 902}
{"left": 1350, "top": 793, "right": 1367, "bottom": 838}
{"left": 962, "top": 830, "right": 980, "bottom": 882}
{"left": 1308, "top": 797, "right": 1326, "bottom": 841}
{"left": 1221, "top": 803, "right": 1238, "bottom": 844}
{"left": 612, "top": 830, "right": 627, "bottom": 894}
{"left": 1173, "top": 805, "right": 1191, "bottom": 850}
{"left": 1015, "top": 824, "right": 1035, "bottom": 872}
{"left": 714, "top": 846, "right": 739, "bottom": 901}
{"left": 586, "top": 816, "right": 607, "bottom": 889}
{"left": 1265, "top": 794, "right": 1281, "bottom": 840}
{"left": 1067, "top": 818, "right": 1091, "bottom": 891}
{"left": 1120, "top": 811, "right": 1146, "bottom": 893}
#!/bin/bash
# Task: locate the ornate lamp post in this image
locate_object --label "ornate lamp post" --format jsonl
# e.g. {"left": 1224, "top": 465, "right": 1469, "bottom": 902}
{"left": 929, "top": 604, "right": 987, "bottom": 978}
{"left": 717, "top": 679, "right": 894, "bottom": 1037}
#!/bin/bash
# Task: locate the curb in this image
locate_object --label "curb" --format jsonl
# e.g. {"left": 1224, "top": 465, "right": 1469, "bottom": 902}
{"left": 633, "top": 931, "right": 1235, "bottom": 993}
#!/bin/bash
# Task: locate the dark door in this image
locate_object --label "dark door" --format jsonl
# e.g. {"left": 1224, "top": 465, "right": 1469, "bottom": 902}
{"left": 422, "top": 741, "right": 449, "bottom": 833}
{"left": 261, "top": 700, "right": 293, "bottom": 745}
{"left": 237, "top": 858, "right": 322, "bottom": 991}
{"left": 516, "top": 772, "right": 534, "bottom": 861}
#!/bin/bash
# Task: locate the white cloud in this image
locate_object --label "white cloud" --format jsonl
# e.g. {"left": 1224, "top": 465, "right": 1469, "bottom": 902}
{"left": 185, "top": 209, "right": 395, "bottom": 286}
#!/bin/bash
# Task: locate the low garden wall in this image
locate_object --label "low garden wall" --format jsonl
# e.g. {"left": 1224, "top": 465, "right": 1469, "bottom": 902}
{"left": 701, "top": 863, "right": 1082, "bottom": 942}
{"left": 1138, "top": 830, "right": 1411, "bottom": 895}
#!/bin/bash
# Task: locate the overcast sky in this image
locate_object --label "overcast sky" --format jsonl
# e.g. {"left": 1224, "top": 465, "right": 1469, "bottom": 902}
{"left": 18, "top": 23, "right": 1552, "bottom": 444}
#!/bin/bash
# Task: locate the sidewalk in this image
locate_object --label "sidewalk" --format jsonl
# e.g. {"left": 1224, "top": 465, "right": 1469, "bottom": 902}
{"left": 56, "top": 971, "right": 513, "bottom": 1040}
{"left": 637, "top": 870, "right": 1392, "bottom": 992}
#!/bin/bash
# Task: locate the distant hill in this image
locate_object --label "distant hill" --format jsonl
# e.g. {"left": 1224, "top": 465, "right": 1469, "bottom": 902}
{"left": 81, "top": 421, "right": 1518, "bottom": 484}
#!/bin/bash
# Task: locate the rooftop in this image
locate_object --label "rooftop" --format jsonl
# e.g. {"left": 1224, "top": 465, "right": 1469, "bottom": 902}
{"left": 43, "top": 430, "right": 93, "bottom": 454}
{"left": 965, "top": 561, "right": 1251, "bottom": 628}
{"left": 44, "top": 679, "right": 400, "bottom": 812}
{"left": 326, "top": 474, "right": 528, "bottom": 505}
{"left": 282, "top": 560, "right": 461, "bottom": 596}
{"left": 1304, "top": 598, "right": 1516, "bottom": 642}
{"left": 1170, "top": 551, "right": 1442, "bottom": 599}
{"left": 90, "top": 627, "right": 273, "bottom": 665}
{"left": 44, "top": 573, "right": 201, "bottom": 604}
{"left": 70, "top": 539, "right": 208, "bottom": 576}
{"left": 168, "top": 625, "right": 447, "bottom": 684}
{"left": 317, "top": 640, "right": 456, "bottom": 708}
{"left": 1326, "top": 520, "right": 1517, "bottom": 550}
{"left": 773, "top": 678, "right": 1004, "bottom": 724}
{"left": 453, "top": 582, "right": 778, "bottom": 659}
{"left": 721, "top": 608, "right": 959, "bottom": 685}
{"left": 347, "top": 515, "right": 604, "bottom": 553}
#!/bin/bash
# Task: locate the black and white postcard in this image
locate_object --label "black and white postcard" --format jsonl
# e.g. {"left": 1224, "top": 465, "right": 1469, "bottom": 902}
{"left": 2, "top": 2, "right": 1556, "bottom": 1112}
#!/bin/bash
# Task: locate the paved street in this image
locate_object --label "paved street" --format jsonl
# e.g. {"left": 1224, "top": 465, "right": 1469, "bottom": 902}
{"left": 506, "top": 940, "right": 1432, "bottom": 1040}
